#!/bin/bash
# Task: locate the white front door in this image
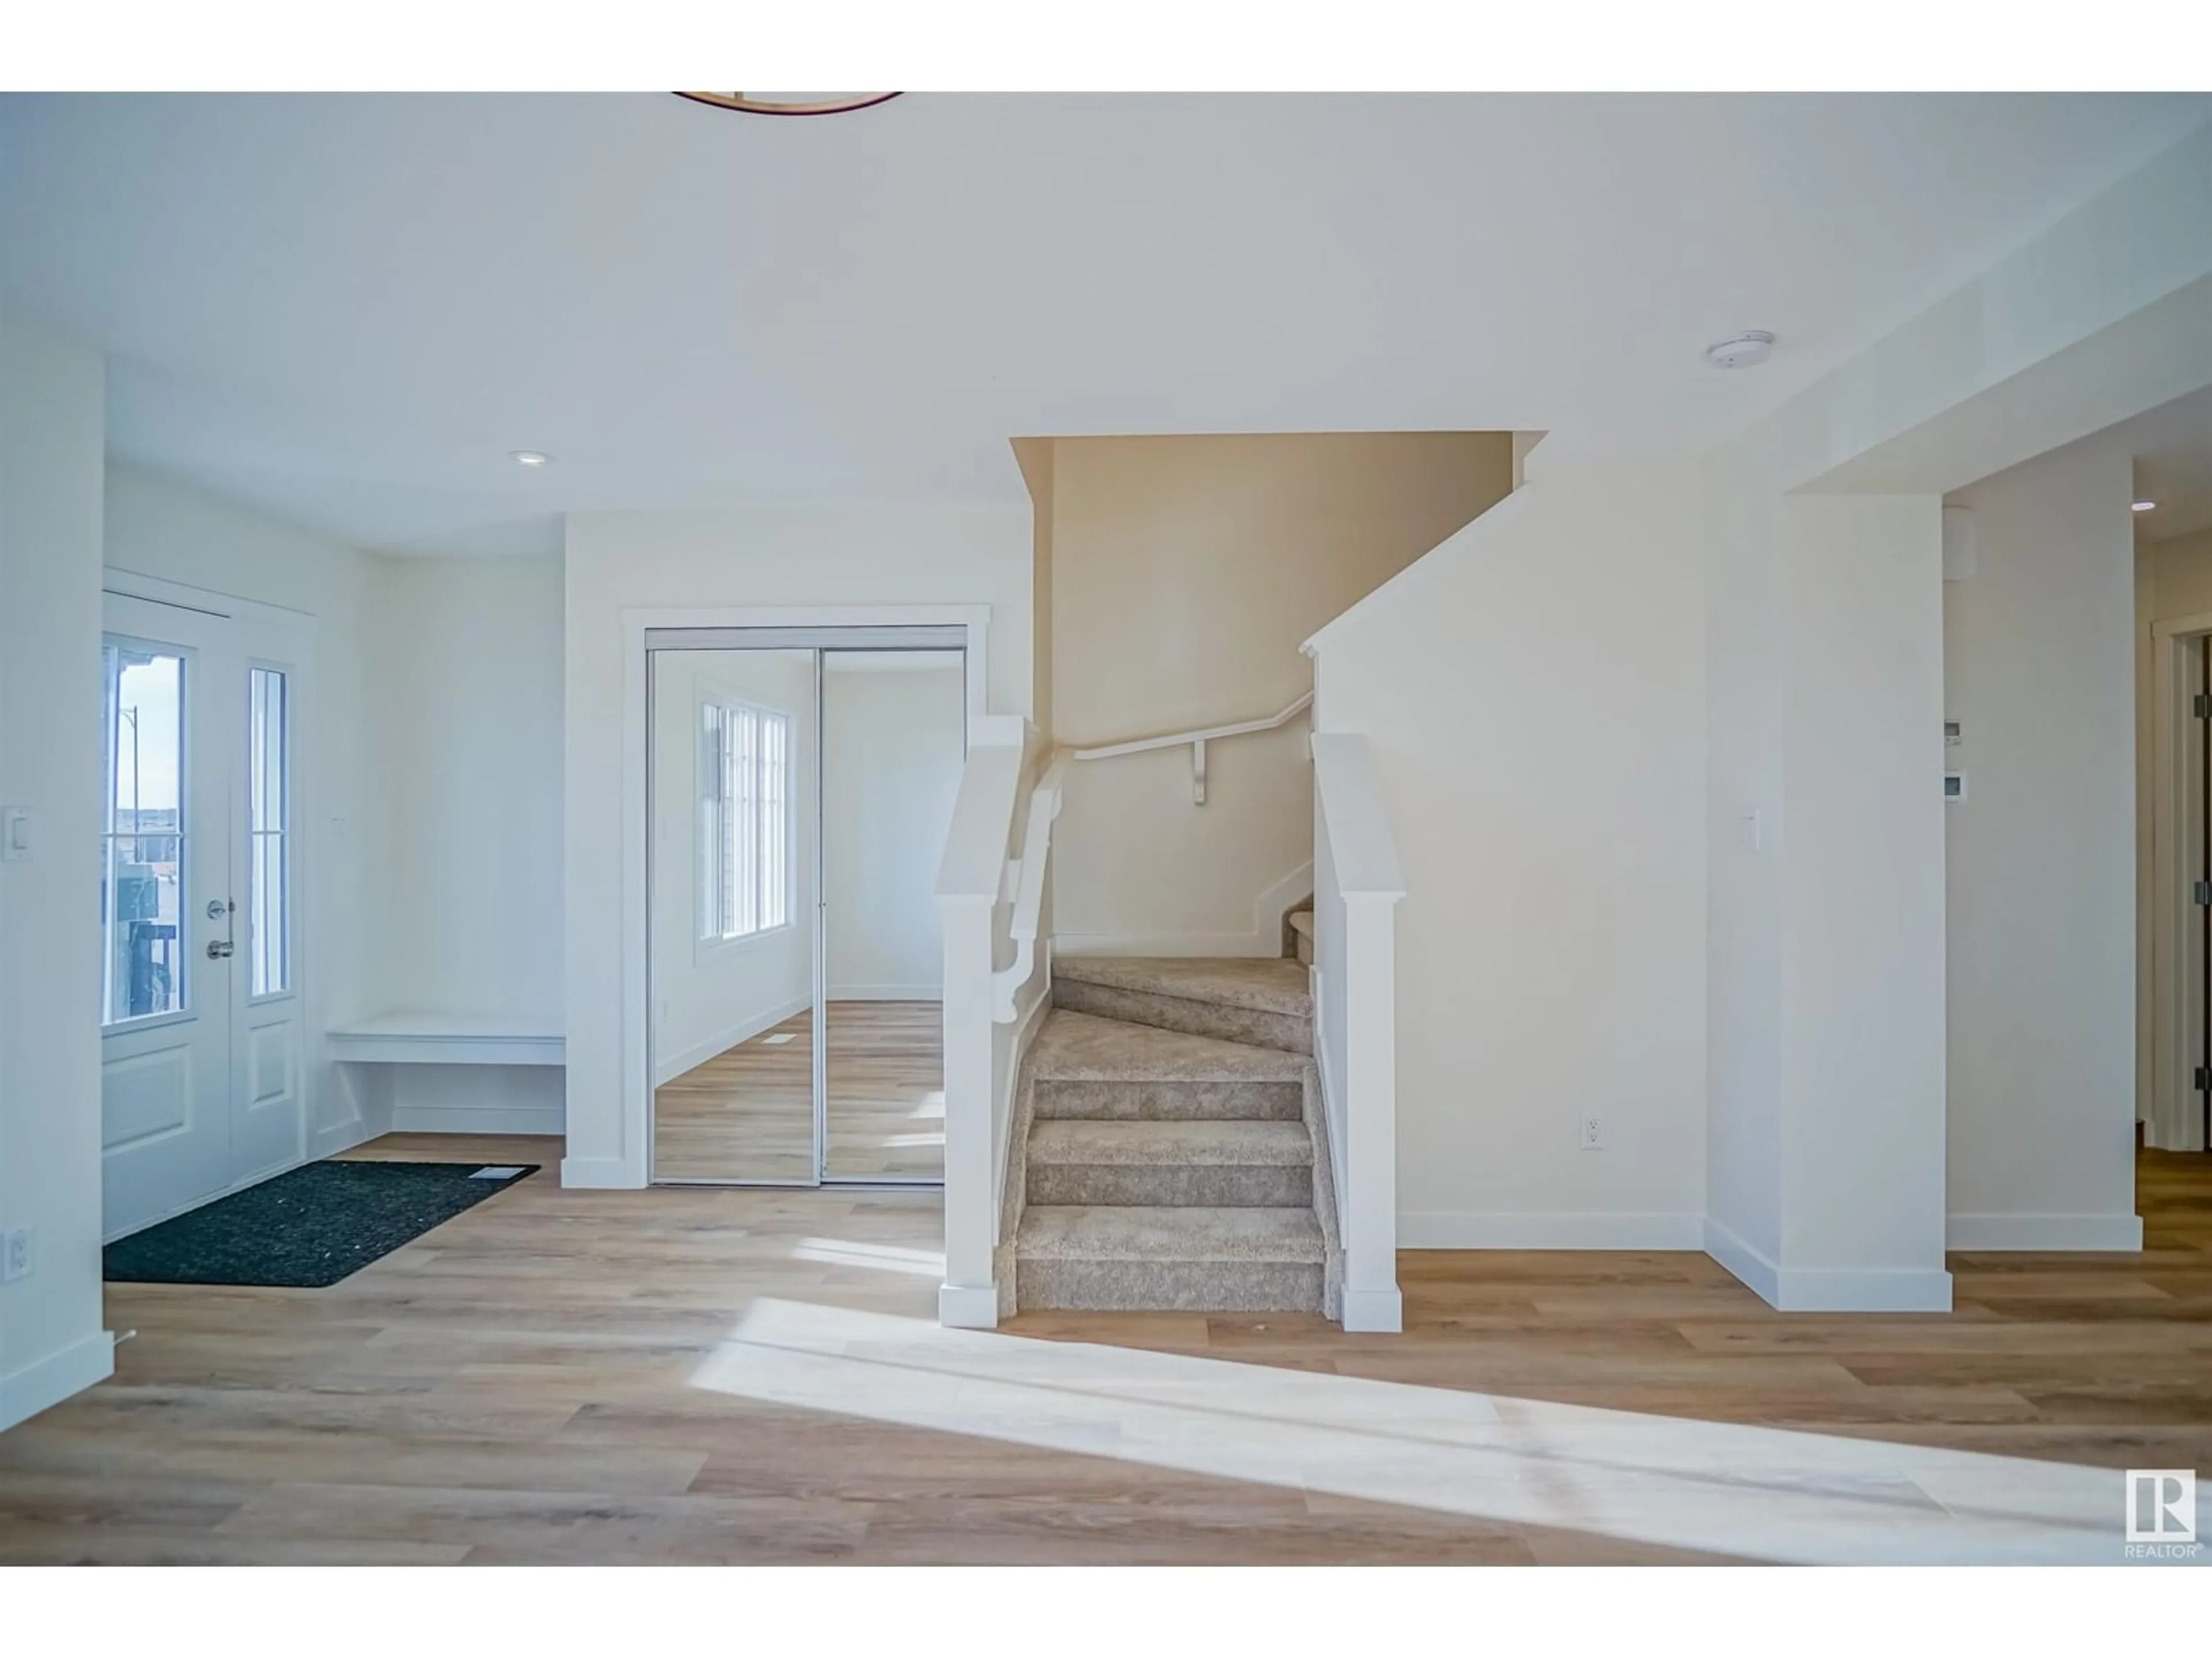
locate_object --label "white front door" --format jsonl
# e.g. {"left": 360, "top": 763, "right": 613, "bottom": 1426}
{"left": 101, "top": 590, "right": 306, "bottom": 1239}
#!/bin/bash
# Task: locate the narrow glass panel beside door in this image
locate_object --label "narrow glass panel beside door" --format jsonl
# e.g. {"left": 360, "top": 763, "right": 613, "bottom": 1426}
{"left": 248, "top": 666, "right": 289, "bottom": 996}
{"left": 649, "top": 646, "right": 820, "bottom": 1182}
{"left": 821, "top": 649, "right": 964, "bottom": 1183}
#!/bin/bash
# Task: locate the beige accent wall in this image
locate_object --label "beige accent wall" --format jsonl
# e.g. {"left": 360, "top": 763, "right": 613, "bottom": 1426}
{"left": 1012, "top": 438, "right": 1055, "bottom": 740}
{"left": 1043, "top": 432, "right": 1512, "bottom": 950}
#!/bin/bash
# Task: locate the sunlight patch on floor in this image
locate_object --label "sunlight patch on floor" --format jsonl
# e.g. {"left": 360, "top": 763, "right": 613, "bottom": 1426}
{"left": 790, "top": 1240, "right": 948, "bottom": 1277}
{"left": 689, "top": 1297, "right": 2133, "bottom": 1565}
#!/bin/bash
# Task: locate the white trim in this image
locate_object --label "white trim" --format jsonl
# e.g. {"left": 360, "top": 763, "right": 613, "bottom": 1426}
{"left": 1404, "top": 1211, "right": 1706, "bottom": 1249}
{"left": 1946, "top": 1211, "right": 2145, "bottom": 1251}
{"left": 0, "top": 1331, "right": 115, "bottom": 1433}
{"left": 559, "top": 1155, "right": 634, "bottom": 1188}
{"left": 652, "top": 994, "right": 810, "bottom": 1086}
{"left": 1705, "top": 1217, "right": 1955, "bottom": 1312}
{"left": 613, "top": 603, "right": 991, "bottom": 1192}
{"left": 389, "top": 1103, "right": 566, "bottom": 1137}
{"left": 937, "top": 1282, "right": 999, "bottom": 1329}
{"left": 1340, "top": 1287, "right": 1403, "bottom": 1335}
{"left": 1704, "top": 1215, "right": 1783, "bottom": 1306}
{"left": 828, "top": 984, "right": 943, "bottom": 1002}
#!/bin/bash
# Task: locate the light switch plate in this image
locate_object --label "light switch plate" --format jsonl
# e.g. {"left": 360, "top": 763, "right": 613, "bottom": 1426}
{"left": 1, "top": 806, "right": 29, "bottom": 861}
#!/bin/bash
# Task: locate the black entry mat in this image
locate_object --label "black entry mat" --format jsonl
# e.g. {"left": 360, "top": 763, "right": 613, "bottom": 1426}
{"left": 103, "top": 1160, "right": 539, "bottom": 1288}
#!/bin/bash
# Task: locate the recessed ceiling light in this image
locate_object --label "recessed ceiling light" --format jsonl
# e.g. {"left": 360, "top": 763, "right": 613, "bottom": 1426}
{"left": 1705, "top": 331, "right": 1776, "bottom": 370}
{"left": 511, "top": 450, "right": 549, "bottom": 468}
{"left": 2133, "top": 499, "right": 2158, "bottom": 512}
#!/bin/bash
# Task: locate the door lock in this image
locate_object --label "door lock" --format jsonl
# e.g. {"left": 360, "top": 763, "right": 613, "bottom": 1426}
{"left": 206, "top": 897, "right": 236, "bottom": 960}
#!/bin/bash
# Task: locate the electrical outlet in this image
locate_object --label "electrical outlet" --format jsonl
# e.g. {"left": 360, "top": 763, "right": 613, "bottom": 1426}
{"left": 1578, "top": 1116, "right": 1605, "bottom": 1152}
{"left": 2, "top": 1226, "right": 31, "bottom": 1283}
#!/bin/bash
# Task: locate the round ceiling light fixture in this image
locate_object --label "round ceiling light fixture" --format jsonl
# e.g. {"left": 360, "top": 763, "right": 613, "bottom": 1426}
{"left": 2133, "top": 499, "right": 2159, "bottom": 513}
{"left": 511, "top": 450, "right": 550, "bottom": 468}
{"left": 1706, "top": 331, "right": 1777, "bottom": 370}
{"left": 675, "top": 92, "right": 902, "bottom": 117}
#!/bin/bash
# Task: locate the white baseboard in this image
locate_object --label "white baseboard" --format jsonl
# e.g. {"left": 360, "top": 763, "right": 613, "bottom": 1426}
{"left": 1703, "top": 1215, "right": 1782, "bottom": 1305}
{"left": 1947, "top": 1212, "right": 2145, "bottom": 1251}
{"left": 654, "top": 995, "right": 809, "bottom": 1086}
{"left": 309, "top": 1113, "right": 376, "bottom": 1160}
{"left": 1705, "top": 1216, "right": 1953, "bottom": 1311}
{"left": 1403, "top": 1211, "right": 1705, "bottom": 1249}
{"left": 938, "top": 1282, "right": 999, "bottom": 1329}
{"left": 559, "top": 1154, "right": 641, "bottom": 1189}
{"left": 0, "top": 1330, "right": 115, "bottom": 1433}
{"left": 1340, "top": 1286, "right": 1403, "bottom": 1333}
{"left": 390, "top": 1105, "right": 566, "bottom": 1137}
{"left": 830, "top": 984, "right": 942, "bottom": 1002}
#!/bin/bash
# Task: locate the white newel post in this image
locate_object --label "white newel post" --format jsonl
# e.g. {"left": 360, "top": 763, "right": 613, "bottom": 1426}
{"left": 1310, "top": 730, "right": 1406, "bottom": 1335}
{"left": 1339, "top": 888, "right": 1403, "bottom": 1332}
{"left": 933, "top": 730, "right": 1025, "bottom": 1329}
{"left": 938, "top": 895, "right": 999, "bottom": 1328}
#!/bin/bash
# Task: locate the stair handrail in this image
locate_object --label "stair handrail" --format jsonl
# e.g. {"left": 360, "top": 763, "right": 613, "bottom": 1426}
{"left": 1064, "top": 690, "right": 1313, "bottom": 805}
{"left": 991, "top": 749, "right": 1071, "bottom": 1021}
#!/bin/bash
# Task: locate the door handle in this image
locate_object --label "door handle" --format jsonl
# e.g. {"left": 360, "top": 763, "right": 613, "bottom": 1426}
{"left": 206, "top": 897, "right": 236, "bottom": 961}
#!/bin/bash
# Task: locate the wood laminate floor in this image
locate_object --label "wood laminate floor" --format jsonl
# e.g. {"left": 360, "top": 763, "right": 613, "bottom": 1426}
{"left": 653, "top": 1001, "right": 943, "bottom": 1183}
{"left": 2, "top": 1141, "right": 2207, "bottom": 1565}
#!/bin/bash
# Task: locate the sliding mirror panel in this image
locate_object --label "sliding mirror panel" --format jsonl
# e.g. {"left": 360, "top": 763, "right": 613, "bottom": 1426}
{"left": 649, "top": 646, "right": 820, "bottom": 1183}
{"left": 820, "top": 649, "right": 965, "bottom": 1182}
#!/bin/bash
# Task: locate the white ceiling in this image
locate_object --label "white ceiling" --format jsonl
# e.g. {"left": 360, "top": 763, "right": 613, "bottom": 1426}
{"left": 2, "top": 93, "right": 2206, "bottom": 556}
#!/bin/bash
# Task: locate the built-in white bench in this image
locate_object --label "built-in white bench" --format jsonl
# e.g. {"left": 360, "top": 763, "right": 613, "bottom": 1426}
{"left": 327, "top": 1014, "right": 566, "bottom": 1138}
{"left": 327, "top": 1013, "right": 564, "bottom": 1068}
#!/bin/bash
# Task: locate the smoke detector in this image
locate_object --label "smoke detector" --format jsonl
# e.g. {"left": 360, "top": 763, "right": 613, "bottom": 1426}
{"left": 1706, "top": 331, "right": 1776, "bottom": 370}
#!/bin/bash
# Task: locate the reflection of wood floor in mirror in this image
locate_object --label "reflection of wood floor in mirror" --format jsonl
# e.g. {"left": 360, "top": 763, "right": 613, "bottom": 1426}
{"left": 653, "top": 1001, "right": 944, "bottom": 1183}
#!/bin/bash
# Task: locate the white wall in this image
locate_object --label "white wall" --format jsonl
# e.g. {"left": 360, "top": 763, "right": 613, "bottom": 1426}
{"left": 561, "top": 501, "right": 1030, "bottom": 1186}
{"left": 1944, "top": 444, "right": 2139, "bottom": 1247}
{"left": 1308, "top": 464, "right": 1709, "bottom": 1246}
{"left": 365, "top": 552, "right": 563, "bottom": 1021}
{"left": 651, "top": 647, "right": 816, "bottom": 1084}
{"left": 1048, "top": 433, "right": 1512, "bottom": 954}
{"left": 1774, "top": 495, "right": 1950, "bottom": 1298}
{"left": 103, "top": 464, "right": 387, "bottom": 1154}
{"left": 0, "top": 308, "right": 112, "bottom": 1429}
{"left": 824, "top": 660, "right": 965, "bottom": 998}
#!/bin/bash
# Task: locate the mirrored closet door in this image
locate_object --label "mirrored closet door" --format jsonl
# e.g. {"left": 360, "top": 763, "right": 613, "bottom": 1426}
{"left": 645, "top": 628, "right": 965, "bottom": 1186}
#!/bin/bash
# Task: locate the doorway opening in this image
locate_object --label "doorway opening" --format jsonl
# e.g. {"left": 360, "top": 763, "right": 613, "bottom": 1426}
{"left": 2151, "top": 620, "right": 2212, "bottom": 1153}
{"left": 645, "top": 627, "right": 968, "bottom": 1185}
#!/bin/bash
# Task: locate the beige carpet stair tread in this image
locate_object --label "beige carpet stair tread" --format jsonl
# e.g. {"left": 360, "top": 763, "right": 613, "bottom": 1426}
{"left": 1287, "top": 910, "right": 1314, "bottom": 940}
{"left": 1053, "top": 956, "right": 1312, "bottom": 1018}
{"left": 1016, "top": 1205, "right": 1325, "bottom": 1264}
{"left": 1029, "top": 1009, "right": 1308, "bottom": 1082}
{"left": 1027, "top": 1120, "right": 1312, "bottom": 1167}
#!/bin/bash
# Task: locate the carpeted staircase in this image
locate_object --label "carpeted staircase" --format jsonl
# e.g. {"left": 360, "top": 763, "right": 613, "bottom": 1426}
{"left": 1000, "top": 955, "right": 1341, "bottom": 1317}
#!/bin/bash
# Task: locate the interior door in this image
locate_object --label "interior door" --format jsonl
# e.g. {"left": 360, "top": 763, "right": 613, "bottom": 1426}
{"left": 100, "top": 596, "right": 236, "bottom": 1237}
{"left": 820, "top": 648, "right": 965, "bottom": 1183}
{"left": 101, "top": 591, "right": 307, "bottom": 1238}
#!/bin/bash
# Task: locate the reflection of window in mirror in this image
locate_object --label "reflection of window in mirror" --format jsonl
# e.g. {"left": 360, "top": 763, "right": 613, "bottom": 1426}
{"left": 698, "top": 695, "right": 793, "bottom": 944}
